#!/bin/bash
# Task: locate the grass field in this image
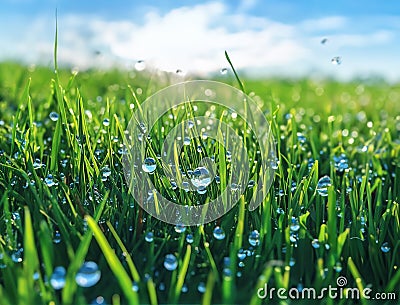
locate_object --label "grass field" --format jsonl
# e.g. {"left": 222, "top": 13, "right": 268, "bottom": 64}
{"left": 0, "top": 58, "right": 399, "bottom": 305}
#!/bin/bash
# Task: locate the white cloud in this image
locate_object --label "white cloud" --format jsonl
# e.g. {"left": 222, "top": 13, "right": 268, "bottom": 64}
{"left": 0, "top": 1, "right": 397, "bottom": 80}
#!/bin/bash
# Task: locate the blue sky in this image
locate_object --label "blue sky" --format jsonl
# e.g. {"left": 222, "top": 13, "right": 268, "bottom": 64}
{"left": 1, "top": 0, "right": 400, "bottom": 80}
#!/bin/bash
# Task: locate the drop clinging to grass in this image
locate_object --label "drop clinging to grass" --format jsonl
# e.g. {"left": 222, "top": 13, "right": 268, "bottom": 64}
{"left": 142, "top": 157, "right": 156, "bottom": 173}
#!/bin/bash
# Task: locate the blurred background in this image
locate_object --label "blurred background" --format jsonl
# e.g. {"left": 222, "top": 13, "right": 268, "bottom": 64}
{"left": 1, "top": 0, "right": 399, "bottom": 81}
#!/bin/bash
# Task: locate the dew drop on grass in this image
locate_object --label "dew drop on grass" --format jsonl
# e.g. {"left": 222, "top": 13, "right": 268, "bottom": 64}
{"left": 132, "top": 281, "right": 139, "bottom": 292}
{"left": 237, "top": 249, "right": 246, "bottom": 260}
{"left": 183, "top": 137, "right": 191, "bottom": 146}
{"left": 145, "top": 232, "right": 154, "bottom": 243}
{"left": 297, "top": 132, "right": 306, "bottom": 144}
{"left": 75, "top": 261, "right": 101, "bottom": 287}
{"left": 102, "top": 118, "right": 110, "bottom": 127}
{"left": 247, "top": 180, "right": 255, "bottom": 188}
{"left": 213, "top": 226, "right": 225, "bottom": 240}
{"left": 381, "top": 242, "right": 391, "bottom": 253}
{"left": 186, "top": 234, "right": 194, "bottom": 244}
{"left": 334, "top": 262, "right": 342, "bottom": 272}
{"left": 215, "top": 175, "right": 220, "bottom": 184}
{"left": 187, "top": 120, "right": 195, "bottom": 129}
{"left": 142, "top": 157, "right": 156, "bottom": 173}
{"left": 174, "top": 223, "right": 186, "bottom": 233}
{"left": 289, "top": 257, "right": 296, "bottom": 267}
{"left": 248, "top": 230, "right": 260, "bottom": 246}
{"left": 238, "top": 261, "right": 245, "bottom": 268}
{"left": 231, "top": 183, "right": 239, "bottom": 191}
{"left": 316, "top": 176, "right": 332, "bottom": 196}
{"left": 197, "top": 186, "right": 207, "bottom": 194}
{"left": 226, "top": 150, "right": 232, "bottom": 162}
{"left": 158, "top": 282, "right": 166, "bottom": 291}
{"left": 333, "top": 153, "right": 349, "bottom": 173}
{"left": 45, "top": 174, "right": 56, "bottom": 187}
{"left": 182, "top": 181, "right": 190, "bottom": 192}
{"left": 49, "top": 111, "right": 59, "bottom": 122}
{"left": 101, "top": 166, "right": 111, "bottom": 178}
{"left": 290, "top": 217, "right": 300, "bottom": 232}
{"left": 191, "top": 167, "right": 211, "bottom": 188}
{"left": 331, "top": 56, "right": 342, "bottom": 65}
{"left": 164, "top": 254, "right": 178, "bottom": 271}
{"left": 11, "top": 249, "right": 23, "bottom": 263}
{"left": 91, "top": 296, "right": 106, "bottom": 305}
{"left": 50, "top": 266, "right": 66, "bottom": 290}
{"left": 197, "top": 282, "right": 206, "bottom": 293}
{"left": 182, "top": 283, "right": 188, "bottom": 293}
{"left": 311, "top": 239, "right": 320, "bottom": 249}
{"left": 53, "top": 230, "right": 62, "bottom": 244}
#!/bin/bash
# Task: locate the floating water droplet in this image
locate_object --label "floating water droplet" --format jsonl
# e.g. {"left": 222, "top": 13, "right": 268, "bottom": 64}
{"left": 145, "top": 232, "right": 154, "bottom": 243}
{"left": 142, "top": 157, "right": 156, "bottom": 173}
{"left": 174, "top": 224, "right": 186, "bottom": 233}
{"left": 132, "top": 281, "right": 139, "bottom": 292}
{"left": 248, "top": 230, "right": 260, "bottom": 246}
{"left": 316, "top": 176, "right": 332, "bottom": 196}
{"left": 186, "top": 234, "right": 194, "bottom": 244}
{"left": 102, "top": 118, "right": 110, "bottom": 127}
{"left": 191, "top": 167, "right": 211, "bottom": 188}
{"left": 164, "top": 254, "right": 178, "bottom": 271}
{"left": 311, "top": 239, "right": 320, "bottom": 249}
{"left": 183, "top": 137, "right": 191, "bottom": 146}
{"left": 381, "top": 242, "right": 391, "bottom": 253}
{"left": 197, "top": 282, "right": 206, "bottom": 293}
{"left": 135, "top": 60, "right": 146, "bottom": 71}
{"left": 213, "top": 226, "right": 225, "bottom": 240}
{"left": 75, "top": 261, "right": 101, "bottom": 287}
{"left": 50, "top": 266, "right": 66, "bottom": 290}
{"left": 220, "top": 68, "right": 228, "bottom": 75}
{"left": 182, "top": 283, "right": 188, "bottom": 293}
{"left": 331, "top": 56, "right": 342, "bottom": 65}
{"left": 49, "top": 111, "right": 59, "bottom": 122}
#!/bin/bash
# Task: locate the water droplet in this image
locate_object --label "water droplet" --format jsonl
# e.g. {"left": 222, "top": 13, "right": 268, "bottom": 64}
{"left": 297, "top": 132, "right": 306, "bottom": 144}
{"left": 75, "top": 261, "right": 101, "bottom": 287}
{"left": 186, "top": 234, "right": 194, "bottom": 244}
{"left": 237, "top": 249, "right": 246, "bottom": 260}
{"left": 102, "top": 118, "right": 110, "bottom": 127}
{"left": 316, "top": 176, "right": 332, "bottom": 197}
{"left": 248, "top": 230, "right": 260, "bottom": 246}
{"left": 197, "top": 282, "right": 206, "bottom": 293}
{"left": 196, "top": 186, "right": 207, "bottom": 194}
{"left": 247, "top": 180, "right": 255, "bottom": 188}
{"left": 289, "top": 257, "right": 296, "bottom": 267}
{"left": 50, "top": 266, "right": 66, "bottom": 290}
{"left": 215, "top": 175, "right": 220, "bottom": 184}
{"left": 11, "top": 248, "right": 23, "bottom": 263}
{"left": 45, "top": 174, "right": 56, "bottom": 187}
{"left": 231, "top": 183, "right": 239, "bottom": 191}
{"left": 197, "top": 145, "right": 202, "bottom": 153}
{"left": 183, "top": 137, "right": 191, "bottom": 146}
{"left": 191, "top": 167, "right": 211, "bottom": 188}
{"left": 182, "top": 181, "right": 190, "bottom": 192}
{"left": 220, "top": 68, "right": 228, "bottom": 75}
{"left": 53, "top": 230, "right": 62, "bottom": 244}
{"left": 331, "top": 56, "right": 342, "bottom": 65}
{"left": 182, "top": 283, "right": 188, "bottom": 293}
{"left": 226, "top": 151, "right": 232, "bottom": 162}
{"left": 276, "top": 207, "right": 285, "bottom": 215}
{"left": 311, "top": 239, "right": 320, "bottom": 249}
{"left": 381, "top": 242, "right": 391, "bottom": 253}
{"left": 187, "top": 120, "right": 195, "bottom": 129}
{"left": 202, "top": 132, "right": 208, "bottom": 140}
{"left": 142, "top": 157, "right": 156, "bottom": 173}
{"left": 174, "top": 224, "right": 186, "bottom": 233}
{"left": 333, "top": 153, "right": 349, "bottom": 173}
{"left": 49, "top": 111, "right": 59, "bottom": 122}
{"left": 145, "top": 232, "right": 154, "bottom": 243}
{"left": 164, "top": 254, "right": 178, "bottom": 271}
{"left": 132, "top": 281, "right": 139, "bottom": 292}
{"left": 213, "top": 226, "right": 225, "bottom": 240}
{"left": 135, "top": 60, "right": 146, "bottom": 71}
{"left": 101, "top": 166, "right": 111, "bottom": 178}
{"left": 223, "top": 267, "right": 232, "bottom": 277}
{"left": 91, "top": 296, "right": 106, "bottom": 305}
{"left": 238, "top": 261, "right": 245, "bottom": 268}
{"left": 334, "top": 262, "right": 342, "bottom": 272}
{"left": 290, "top": 217, "right": 300, "bottom": 232}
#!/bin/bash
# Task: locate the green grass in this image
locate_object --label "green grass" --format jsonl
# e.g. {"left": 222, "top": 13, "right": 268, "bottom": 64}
{"left": 0, "top": 59, "right": 399, "bottom": 305}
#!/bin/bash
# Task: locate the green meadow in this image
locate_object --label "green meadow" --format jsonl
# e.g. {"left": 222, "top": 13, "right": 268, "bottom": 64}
{"left": 0, "top": 59, "right": 399, "bottom": 305}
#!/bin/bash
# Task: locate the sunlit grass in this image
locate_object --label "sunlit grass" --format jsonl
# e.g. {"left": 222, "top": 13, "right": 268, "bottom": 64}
{"left": 0, "top": 60, "right": 399, "bottom": 305}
